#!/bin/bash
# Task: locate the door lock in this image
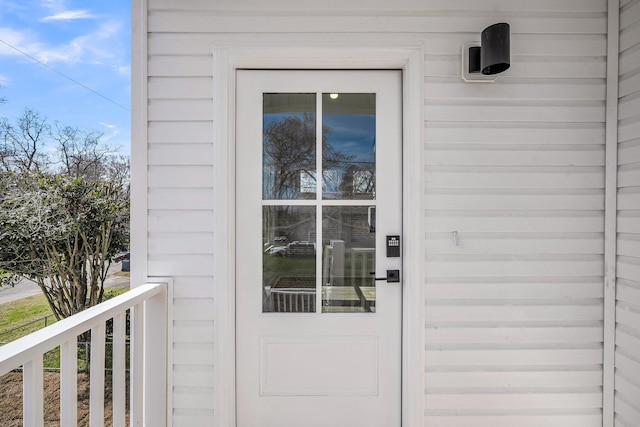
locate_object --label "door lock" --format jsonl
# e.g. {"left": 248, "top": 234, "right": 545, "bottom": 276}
{"left": 370, "top": 270, "right": 400, "bottom": 283}
{"left": 386, "top": 235, "right": 400, "bottom": 257}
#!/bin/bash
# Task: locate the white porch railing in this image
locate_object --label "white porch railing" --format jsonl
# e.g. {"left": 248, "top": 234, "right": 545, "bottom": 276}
{"left": 0, "top": 281, "right": 168, "bottom": 427}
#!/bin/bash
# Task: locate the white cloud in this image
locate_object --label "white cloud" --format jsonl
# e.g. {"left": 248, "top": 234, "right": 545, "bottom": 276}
{"left": 99, "top": 124, "right": 122, "bottom": 145}
{"left": 0, "top": 27, "right": 45, "bottom": 58}
{"left": 32, "top": 20, "right": 124, "bottom": 65}
{"left": 117, "top": 66, "right": 130, "bottom": 76}
{"left": 41, "top": 10, "right": 95, "bottom": 22}
{"left": 41, "top": 0, "right": 65, "bottom": 11}
{"left": 1, "top": 5, "right": 128, "bottom": 76}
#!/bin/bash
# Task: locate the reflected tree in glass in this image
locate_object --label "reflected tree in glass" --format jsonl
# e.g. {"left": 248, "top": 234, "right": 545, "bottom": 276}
{"left": 263, "top": 111, "right": 317, "bottom": 200}
{"left": 322, "top": 93, "right": 376, "bottom": 200}
{"left": 263, "top": 93, "right": 354, "bottom": 200}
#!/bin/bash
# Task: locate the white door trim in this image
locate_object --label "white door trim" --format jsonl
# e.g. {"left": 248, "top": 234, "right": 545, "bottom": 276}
{"left": 212, "top": 42, "right": 425, "bottom": 427}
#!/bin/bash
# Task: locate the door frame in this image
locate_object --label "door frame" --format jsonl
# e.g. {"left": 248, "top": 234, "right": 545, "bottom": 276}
{"left": 212, "top": 42, "right": 425, "bottom": 427}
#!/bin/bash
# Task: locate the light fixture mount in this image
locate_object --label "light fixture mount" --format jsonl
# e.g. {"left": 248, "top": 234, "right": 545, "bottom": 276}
{"left": 462, "top": 22, "right": 511, "bottom": 83}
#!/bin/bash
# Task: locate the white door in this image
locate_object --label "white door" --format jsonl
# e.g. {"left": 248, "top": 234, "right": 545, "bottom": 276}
{"left": 236, "top": 70, "right": 402, "bottom": 427}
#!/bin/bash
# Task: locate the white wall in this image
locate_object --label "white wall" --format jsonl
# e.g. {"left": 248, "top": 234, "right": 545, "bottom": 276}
{"left": 422, "top": 3, "right": 607, "bottom": 426}
{"left": 139, "top": 0, "right": 612, "bottom": 425}
{"left": 615, "top": 1, "right": 640, "bottom": 426}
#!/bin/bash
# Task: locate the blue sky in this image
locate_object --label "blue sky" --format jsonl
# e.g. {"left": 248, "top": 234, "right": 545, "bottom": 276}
{"left": 0, "top": 0, "right": 130, "bottom": 154}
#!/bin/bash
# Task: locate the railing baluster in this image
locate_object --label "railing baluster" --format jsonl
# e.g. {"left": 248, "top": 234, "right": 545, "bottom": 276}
{"left": 144, "top": 291, "right": 167, "bottom": 427}
{"left": 0, "top": 282, "right": 167, "bottom": 427}
{"left": 90, "top": 323, "right": 106, "bottom": 427}
{"left": 60, "top": 338, "right": 78, "bottom": 426}
{"left": 112, "top": 312, "right": 126, "bottom": 427}
{"left": 23, "top": 354, "right": 44, "bottom": 427}
{"left": 130, "top": 303, "right": 144, "bottom": 426}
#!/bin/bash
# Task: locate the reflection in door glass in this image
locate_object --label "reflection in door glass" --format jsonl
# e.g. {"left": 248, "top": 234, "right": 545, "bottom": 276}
{"left": 263, "top": 206, "right": 316, "bottom": 313}
{"left": 322, "top": 93, "right": 376, "bottom": 200}
{"left": 322, "top": 206, "right": 376, "bottom": 313}
{"left": 263, "top": 93, "right": 316, "bottom": 200}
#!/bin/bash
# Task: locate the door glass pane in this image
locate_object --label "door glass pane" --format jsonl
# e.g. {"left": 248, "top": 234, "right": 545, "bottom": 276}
{"left": 263, "top": 206, "right": 316, "bottom": 312}
{"left": 322, "top": 206, "right": 376, "bottom": 313}
{"left": 263, "top": 93, "right": 316, "bottom": 200}
{"left": 322, "top": 93, "right": 376, "bottom": 200}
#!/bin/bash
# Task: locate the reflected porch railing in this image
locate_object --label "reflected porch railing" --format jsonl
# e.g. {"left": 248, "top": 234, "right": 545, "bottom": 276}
{"left": 0, "top": 280, "right": 169, "bottom": 427}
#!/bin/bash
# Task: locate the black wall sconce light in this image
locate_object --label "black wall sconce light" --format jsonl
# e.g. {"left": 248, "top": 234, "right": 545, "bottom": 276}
{"left": 462, "top": 22, "right": 510, "bottom": 82}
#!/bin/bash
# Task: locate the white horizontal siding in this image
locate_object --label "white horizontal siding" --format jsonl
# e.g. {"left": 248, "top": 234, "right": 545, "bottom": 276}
{"left": 144, "top": 22, "right": 606, "bottom": 53}
{"left": 148, "top": 13, "right": 607, "bottom": 35}
{"left": 148, "top": 210, "right": 215, "bottom": 233}
{"left": 427, "top": 325, "right": 603, "bottom": 344}
{"left": 148, "top": 76, "right": 212, "bottom": 99}
{"left": 425, "top": 100, "right": 605, "bottom": 123}
{"left": 170, "top": 278, "right": 216, "bottom": 421}
{"left": 425, "top": 122, "right": 605, "bottom": 145}
{"left": 426, "top": 233, "right": 603, "bottom": 254}
{"left": 425, "top": 189, "right": 604, "bottom": 211}
{"left": 147, "top": 254, "right": 214, "bottom": 277}
{"left": 148, "top": 121, "right": 213, "bottom": 144}
{"left": 421, "top": 2, "right": 606, "bottom": 425}
{"left": 426, "top": 277, "right": 603, "bottom": 299}
{"left": 148, "top": 0, "right": 607, "bottom": 12}
{"left": 426, "top": 78, "right": 606, "bottom": 100}
{"left": 424, "top": 146, "right": 604, "bottom": 166}
{"left": 616, "top": 1, "right": 640, "bottom": 427}
{"left": 149, "top": 144, "right": 214, "bottom": 166}
{"left": 142, "top": 0, "right": 612, "bottom": 425}
{"left": 425, "top": 167, "right": 604, "bottom": 189}
{"left": 148, "top": 55, "right": 212, "bottom": 77}
{"left": 420, "top": 414, "right": 602, "bottom": 427}
{"left": 619, "top": 140, "right": 640, "bottom": 165}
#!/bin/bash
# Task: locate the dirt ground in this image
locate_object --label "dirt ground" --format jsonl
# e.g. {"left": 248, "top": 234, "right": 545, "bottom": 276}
{"left": 0, "top": 371, "right": 129, "bottom": 427}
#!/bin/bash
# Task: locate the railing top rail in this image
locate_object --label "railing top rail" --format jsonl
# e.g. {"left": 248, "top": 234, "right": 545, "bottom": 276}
{"left": 0, "top": 282, "right": 166, "bottom": 377}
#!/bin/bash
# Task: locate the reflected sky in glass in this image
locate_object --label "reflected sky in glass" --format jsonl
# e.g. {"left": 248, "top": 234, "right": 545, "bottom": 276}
{"left": 322, "top": 93, "right": 376, "bottom": 200}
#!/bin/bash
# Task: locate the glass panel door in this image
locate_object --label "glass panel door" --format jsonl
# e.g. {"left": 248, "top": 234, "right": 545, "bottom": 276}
{"left": 261, "top": 92, "right": 378, "bottom": 313}
{"left": 236, "top": 70, "right": 402, "bottom": 427}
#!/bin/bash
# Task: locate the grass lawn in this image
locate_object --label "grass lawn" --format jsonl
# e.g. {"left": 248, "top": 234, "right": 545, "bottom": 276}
{"left": 0, "top": 286, "right": 133, "bottom": 425}
{"left": 0, "top": 287, "right": 130, "bottom": 343}
{"left": 1, "top": 287, "right": 131, "bottom": 370}
{"left": 0, "top": 293, "right": 54, "bottom": 342}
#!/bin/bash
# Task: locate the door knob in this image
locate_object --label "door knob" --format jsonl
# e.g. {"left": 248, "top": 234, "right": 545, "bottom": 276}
{"left": 370, "top": 270, "right": 400, "bottom": 283}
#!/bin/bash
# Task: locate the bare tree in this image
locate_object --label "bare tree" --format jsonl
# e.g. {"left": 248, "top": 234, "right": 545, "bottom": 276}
{"left": 104, "top": 154, "right": 131, "bottom": 195}
{"left": 0, "top": 108, "right": 50, "bottom": 173}
{"left": 0, "top": 139, "right": 10, "bottom": 172}
{"left": 51, "top": 123, "right": 110, "bottom": 181}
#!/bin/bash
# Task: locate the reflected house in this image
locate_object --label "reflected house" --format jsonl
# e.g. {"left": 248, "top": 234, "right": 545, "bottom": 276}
{"left": 322, "top": 206, "right": 373, "bottom": 248}
{"left": 262, "top": 205, "right": 315, "bottom": 247}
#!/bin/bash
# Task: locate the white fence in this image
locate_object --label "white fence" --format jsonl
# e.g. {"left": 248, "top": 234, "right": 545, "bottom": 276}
{"left": 0, "top": 281, "right": 168, "bottom": 427}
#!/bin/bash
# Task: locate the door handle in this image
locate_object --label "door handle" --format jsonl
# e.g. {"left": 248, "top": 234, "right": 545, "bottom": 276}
{"left": 370, "top": 270, "right": 400, "bottom": 283}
